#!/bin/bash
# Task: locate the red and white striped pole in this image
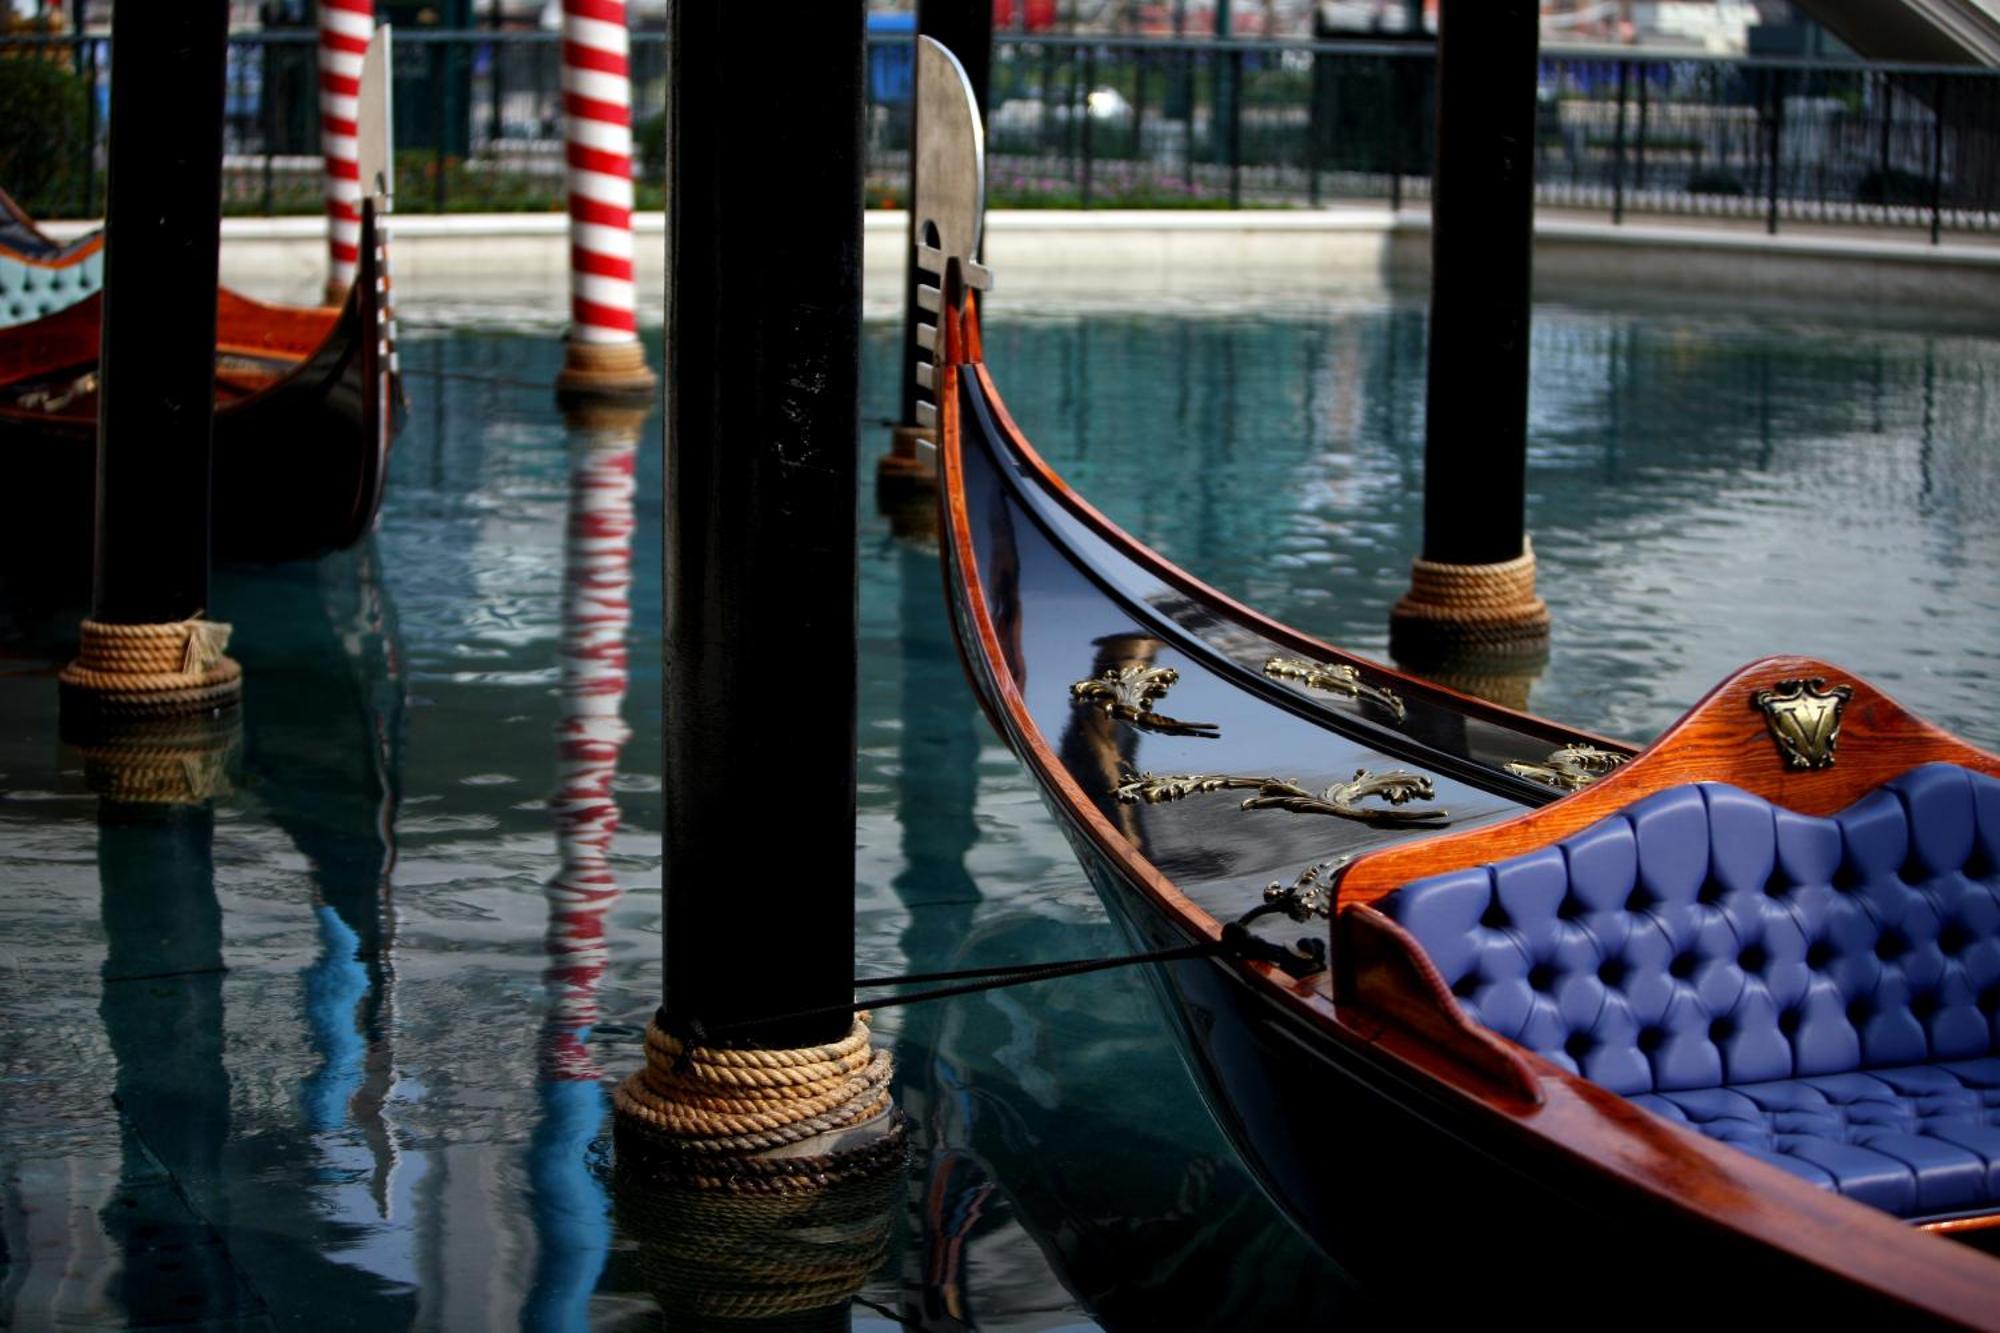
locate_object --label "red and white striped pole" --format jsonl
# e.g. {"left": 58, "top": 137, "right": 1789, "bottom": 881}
{"left": 555, "top": 0, "right": 655, "bottom": 403}
{"left": 318, "top": 0, "right": 372, "bottom": 307}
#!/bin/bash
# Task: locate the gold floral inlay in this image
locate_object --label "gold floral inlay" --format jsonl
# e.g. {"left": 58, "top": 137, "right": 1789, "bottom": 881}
{"left": 1263, "top": 656, "right": 1405, "bottom": 722}
{"left": 1114, "top": 768, "right": 1446, "bottom": 826}
{"left": 1505, "top": 743, "right": 1628, "bottom": 793}
{"left": 1263, "top": 856, "right": 1352, "bottom": 922}
{"left": 1070, "top": 664, "right": 1219, "bottom": 738}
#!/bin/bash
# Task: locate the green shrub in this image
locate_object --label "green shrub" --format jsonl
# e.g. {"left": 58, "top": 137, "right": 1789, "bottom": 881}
{"left": 390, "top": 149, "right": 666, "bottom": 214}
{"left": 1855, "top": 166, "right": 1931, "bottom": 207}
{"left": 0, "top": 55, "right": 88, "bottom": 216}
{"left": 395, "top": 149, "right": 563, "bottom": 213}
{"left": 634, "top": 111, "right": 666, "bottom": 184}
{"left": 1686, "top": 170, "right": 1745, "bottom": 197}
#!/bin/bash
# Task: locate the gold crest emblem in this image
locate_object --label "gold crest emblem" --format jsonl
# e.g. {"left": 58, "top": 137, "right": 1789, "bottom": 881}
{"left": 1751, "top": 677, "right": 1853, "bottom": 770}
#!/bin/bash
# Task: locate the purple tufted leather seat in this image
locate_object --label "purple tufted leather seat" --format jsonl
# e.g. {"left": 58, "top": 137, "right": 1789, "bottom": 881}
{"left": 1382, "top": 762, "right": 2000, "bottom": 1221}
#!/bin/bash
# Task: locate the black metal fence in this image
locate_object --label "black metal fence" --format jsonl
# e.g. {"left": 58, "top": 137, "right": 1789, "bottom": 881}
{"left": 3, "top": 29, "right": 1997, "bottom": 240}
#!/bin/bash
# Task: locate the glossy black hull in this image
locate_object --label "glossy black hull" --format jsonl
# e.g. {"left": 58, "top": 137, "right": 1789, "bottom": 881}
{"left": 0, "top": 208, "right": 399, "bottom": 589}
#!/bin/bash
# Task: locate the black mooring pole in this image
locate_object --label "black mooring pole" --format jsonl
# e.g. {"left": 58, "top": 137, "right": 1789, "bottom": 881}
{"left": 663, "top": 3, "right": 864, "bottom": 1050}
{"left": 894, "top": 0, "right": 993, "bottom": 437}
{"left": 1388, "top": 0, "right": 1547, "bottom": 689}
{"left": 1418, "top": 0, "right": 1537, "bottom": 568}
{"left": 92, "top": 1, "right": 229, "bottom": 625}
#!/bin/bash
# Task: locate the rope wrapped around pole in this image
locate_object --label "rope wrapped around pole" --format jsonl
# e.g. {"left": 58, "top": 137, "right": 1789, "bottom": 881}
{"left": 1389, "top": 540, "right": 1551, "bottom": 656}
{"left": 614, "top": 1014, "right": 900, "bottom": 1180}
{"left": 58, "top": 617, "right": 243, "bottom": 716}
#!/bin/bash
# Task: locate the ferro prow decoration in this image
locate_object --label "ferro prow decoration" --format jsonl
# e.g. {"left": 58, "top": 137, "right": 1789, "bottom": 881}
{"left": 919, "top": 30, "right": 2000, "bottom": 1324}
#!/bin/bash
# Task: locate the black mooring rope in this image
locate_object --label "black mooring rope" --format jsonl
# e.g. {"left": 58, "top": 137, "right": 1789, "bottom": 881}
{"left": 671, "top": 905, "right": 1323, "bottom": 1046}
{"left": 850, "top": 945, "right": 1215, "bottom": 989}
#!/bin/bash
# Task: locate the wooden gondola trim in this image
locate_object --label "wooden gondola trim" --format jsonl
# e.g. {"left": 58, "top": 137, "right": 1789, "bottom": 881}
{"left": 0, "top": 293, "right": 339, "bottom": 398}
{"left": 217, "top": 288, "right": 340, "bottom": 358}
{"left": 1339, "top": 902, "right": 1543, "bottom": 1101}
{"left": 0, "top": 231, "right": 102, "bottom": 269}
{"left": 0, "top": 294, "right": 98, "bottom": 386}
{"left": 1333, "top": 654, "right": 2000, "bottom": 910}
{"left": 0, "top": 187, "right": 103, "bottom": 268}
{"left": 940, "top": 338, "right": 2000, "bottom": 1328}
{"left": 0, "top": 211, "right": 385, "bottom": 440}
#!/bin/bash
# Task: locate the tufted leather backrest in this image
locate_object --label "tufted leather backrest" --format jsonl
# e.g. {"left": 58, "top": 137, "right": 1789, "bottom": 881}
{"left": 1381, "top": 763, "right": 2000, "bottom": 1096}
{"left": 0, "top": 251, "right": 103, "bottom": 328}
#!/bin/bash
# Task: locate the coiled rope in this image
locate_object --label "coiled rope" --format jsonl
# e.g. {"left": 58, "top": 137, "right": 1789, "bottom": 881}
{"left": 615, "top": 1014, "right": 897, "bottom": 1163}
{"left": 1390, "top": 542, "right": 1550, "bottom": 649}
{"left": 58, "top": 617, "right": 243, "bottom": 715}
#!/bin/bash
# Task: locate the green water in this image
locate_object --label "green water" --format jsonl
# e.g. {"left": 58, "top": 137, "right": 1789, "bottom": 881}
{"left": 1, "top": 298, "right": 1997, "bottom": 1329}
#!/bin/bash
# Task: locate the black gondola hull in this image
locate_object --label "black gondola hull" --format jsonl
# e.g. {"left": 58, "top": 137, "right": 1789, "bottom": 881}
{"left": 0, "top": 202, "right": 400, "bottom": 586}
{"left": 938, "top": 345, "right": 2000, "bottom": 1324}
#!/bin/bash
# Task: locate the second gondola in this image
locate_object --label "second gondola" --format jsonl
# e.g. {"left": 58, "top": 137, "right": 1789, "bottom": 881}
{"left": 0, "top": 196, "right": 401, "bottom": 571}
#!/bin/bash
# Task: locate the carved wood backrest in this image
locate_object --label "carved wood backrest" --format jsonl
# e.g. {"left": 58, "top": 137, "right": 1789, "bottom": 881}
{"left": 1336, "top": 655, "right": 2000, "bottom": 913}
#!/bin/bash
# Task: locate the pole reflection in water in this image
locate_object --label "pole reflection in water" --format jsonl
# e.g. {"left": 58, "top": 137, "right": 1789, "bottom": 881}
{"left": 884, "top": 536, "right": 1002, "bottom": 1327}
{"left": 76, "top": 545, "right": 418, "bottom": 1327}
{"left": 96, "top": 798, "right": 250, "bottom": 1322}
{"left": 231, "top": 550, "right": 407, "bottom": 1223}
{"left": 525, "top": 406, "right": 642, "bottom": 1329}
{"left": 300, "top": 904, "right": 370, "bottom": 1130}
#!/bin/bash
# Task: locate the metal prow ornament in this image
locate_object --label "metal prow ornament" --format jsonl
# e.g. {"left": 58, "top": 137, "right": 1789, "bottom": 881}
{"left": 909, "top": 37, "right": 994, "bottom": 438}
{"left": 355, "top": 28, "right": 400, "bottom": 383}
{"left": 355, "top": 26, "right": 394, "bottom": 208}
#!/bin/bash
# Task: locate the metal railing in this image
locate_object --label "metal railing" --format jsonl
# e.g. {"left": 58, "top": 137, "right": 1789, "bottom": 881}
{"left": 3, "top": 30, "right": 1997, "bottom": 240}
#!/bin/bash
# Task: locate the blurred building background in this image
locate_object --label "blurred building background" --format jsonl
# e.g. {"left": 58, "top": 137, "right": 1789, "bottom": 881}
{"left": 0, "top": 0, "right": 1848, "bottom": 55}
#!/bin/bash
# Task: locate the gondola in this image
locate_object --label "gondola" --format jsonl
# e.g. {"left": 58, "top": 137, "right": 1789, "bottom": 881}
{"left": 0, "top": 186, "right": 103, "bottom": 329}
{"left": 913, "top": 37, "right": 2000, "bottom": 1325}
{"left": 0, "top": 23, "right": 400, "bottom": 576}
{"left": 0, "top": 195, "right": 401, "bottom": 571}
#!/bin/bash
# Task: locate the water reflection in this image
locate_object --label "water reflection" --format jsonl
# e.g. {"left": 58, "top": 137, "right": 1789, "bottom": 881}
{"left": 909, "top": 915, "right": 1365, "bottom": 1329}
{"left": 96, "top": 801, "right": 246, "bottom": 1323}
{"left": 81, "top": 547, "right": 416, "bottom": 1326}
{"left": 976, "top": 309, "right": 2000, "bottom": 747}
{"left": 239, "top": 554, "right": 406, "bottom": 1216}
{"left": 523, "top": 407, "right": 642, "bottom": 1330}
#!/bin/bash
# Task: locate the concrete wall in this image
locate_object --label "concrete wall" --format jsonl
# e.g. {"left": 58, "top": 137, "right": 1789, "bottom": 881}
{"left": 48, "top": 209, "right": 2000, "bottom": 329}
